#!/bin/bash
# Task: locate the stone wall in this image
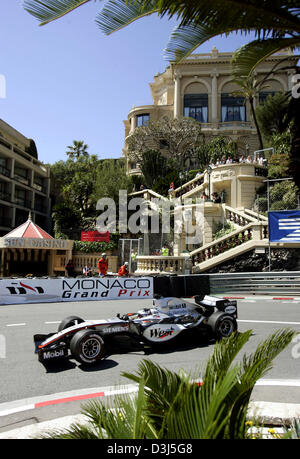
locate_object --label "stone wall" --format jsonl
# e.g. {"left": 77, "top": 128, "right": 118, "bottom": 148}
{"left": 205, "top": 248, "right": 300, "bottom": 273}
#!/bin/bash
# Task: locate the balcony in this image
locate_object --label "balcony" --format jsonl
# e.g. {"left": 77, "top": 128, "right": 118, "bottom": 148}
{"left": 0, "top": 164, "right": 10, "bottom": 178}
{"left": 14, "top": 173, "right": 30, "bottom": 186}
{"left": 34, "top": 201, "right": 48, "bottom": 214}
{"left": 14, "top": 197, "right": 32, "bottom": 209}
{"left": 0, "top": 216, "right": 12, "bottom": 228}
{"left": 33, "top": 182, "right": 47, "bottom": 194}
{"left": 0, "top": 190, "right": 11, "bottom": 202}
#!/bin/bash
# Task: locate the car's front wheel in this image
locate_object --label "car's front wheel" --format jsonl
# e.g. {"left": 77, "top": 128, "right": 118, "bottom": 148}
{"left": 70, "top": 330, "right": 105, "bottom": 364}
{"left": 58, "top": 315, "right": 84, "bottom": 332}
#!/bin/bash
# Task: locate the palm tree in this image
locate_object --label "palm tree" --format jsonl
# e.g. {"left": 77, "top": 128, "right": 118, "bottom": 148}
{"left": 230, "top": 74, "right": 272, "bottom": 150}
{"left": 37, "top": 328, "right": 296, "bottom": 439}
{"left": 66, "top": 140, "right": 89, "bottom": 160}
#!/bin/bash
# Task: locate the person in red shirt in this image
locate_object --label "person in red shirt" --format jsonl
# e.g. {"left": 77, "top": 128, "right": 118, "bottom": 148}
{"left": 118, "top": 262, "right": 129, "bottom": 277}
{"left": 98, "top": 253, "right": 108, "bottom": 277}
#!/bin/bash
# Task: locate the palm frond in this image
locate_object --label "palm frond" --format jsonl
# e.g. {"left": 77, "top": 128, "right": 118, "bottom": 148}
{"left": 203, "top": 329, "right": 252, "bottom": 384}
{"left": 164, "top": 22, "right": 241, "bottom": 62}
{"left": 226, "top": 328, "right": 297, "bottom": 438}
{"left": 95, "top": 0, "right": 159, "bottom": 35}
{"left": 231, "top": 37, "right": 300, "bottom": 77}
{"left": 23, "top": 0, "right": 92, "bottom": 25}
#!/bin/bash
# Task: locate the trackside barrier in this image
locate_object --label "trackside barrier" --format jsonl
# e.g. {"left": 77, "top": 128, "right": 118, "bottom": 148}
{"left": 208, "top": 272, "right": 300, "bottom": 296}
{"left": 0, "top": 272, "right": 299, "bottom": 305}
{"left": 153, "top": 272, "right": 300, "bottom": 298}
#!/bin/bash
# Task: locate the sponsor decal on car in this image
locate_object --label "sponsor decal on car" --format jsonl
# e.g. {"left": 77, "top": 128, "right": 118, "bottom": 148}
{"left": 40, "top": 348, "right": 67, "bottom": 360}
{"left": 224, "top": 305, "right": 237, "bottom": 314}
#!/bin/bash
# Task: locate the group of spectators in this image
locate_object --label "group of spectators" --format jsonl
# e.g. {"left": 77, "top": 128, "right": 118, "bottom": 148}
{"left": 65, "top": 253, "right": 131, "bottom": 278}
{"left": 207, "top": 153, "right": 267, "bottom": 169}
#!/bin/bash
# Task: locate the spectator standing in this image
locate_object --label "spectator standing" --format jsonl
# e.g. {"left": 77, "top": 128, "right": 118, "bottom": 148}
{"left": 212, "top": 192, "right": 221, "bottom": 203}
{"left": 98, "top": 253, "right": 108, "bottom": 277}
{"left": 65, "top": 259, "right": 75, "bottom": 277}
{"left": 131, "top": 249, "right": 137, "bottom": 272}
{"left": 161, "top": 245, "right": 169, "bottom": 256}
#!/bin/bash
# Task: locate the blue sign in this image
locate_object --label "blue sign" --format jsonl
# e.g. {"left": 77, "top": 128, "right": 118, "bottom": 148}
{"left": 268, "top": 210, "right": 300, "bottom": 243}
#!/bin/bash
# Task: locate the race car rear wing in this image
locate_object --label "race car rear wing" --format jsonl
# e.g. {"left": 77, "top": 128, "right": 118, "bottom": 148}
{"left": 194, "top": 295, "right": 237, "bottom": 313}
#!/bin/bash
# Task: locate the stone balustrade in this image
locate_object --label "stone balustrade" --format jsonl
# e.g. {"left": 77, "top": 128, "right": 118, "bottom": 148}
{"left": 53, "top": 253, "right": 118, "bottom": 275}
{"left": 135, "top": 255, "right": 187, "bottom": 274}
{"left": 190, "top": 221, "right": 268, "bottom": 269}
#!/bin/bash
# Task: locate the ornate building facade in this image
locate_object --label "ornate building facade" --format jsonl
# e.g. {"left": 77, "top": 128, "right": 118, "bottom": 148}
{"left": 123, "top": 47, "right": 298, "bottom": 173}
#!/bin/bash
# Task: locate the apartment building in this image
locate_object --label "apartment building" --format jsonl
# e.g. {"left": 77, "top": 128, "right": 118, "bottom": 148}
{"left": 0, "top": 119, "right": 50, "bottom": 236}
{"left": 123, "top": 47, "right": 298, "bottom": 173}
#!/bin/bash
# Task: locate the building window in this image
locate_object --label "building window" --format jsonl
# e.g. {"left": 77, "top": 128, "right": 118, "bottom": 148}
{"left": 184, "top": 94, "right": 208, "bottom": 122}
{"left": 221, "top": 94, "right": 246, "bottom": 122}
{"left": 137, "top": 114, "right": 150, "bottom": 127}
{"left": 259, "top": 91, "right": 277, "bottom": 104}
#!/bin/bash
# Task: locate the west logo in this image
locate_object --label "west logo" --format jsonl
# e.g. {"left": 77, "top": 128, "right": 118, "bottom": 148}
{"left": 150, "top": 327, "right": 175, "bottom": 339}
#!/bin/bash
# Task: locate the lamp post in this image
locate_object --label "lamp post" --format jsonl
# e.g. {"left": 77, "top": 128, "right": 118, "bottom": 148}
{"left": 207, "top": 165, "right": 212, "bottom": 201}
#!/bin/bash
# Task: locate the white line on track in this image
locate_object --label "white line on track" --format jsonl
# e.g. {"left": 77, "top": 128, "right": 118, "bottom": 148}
{"left": 6, "top": 323, "right": 26, "bottom": 327}
{"left": 44, "top": 321, "right": 60, "bottom": 325}
{"left": 238, "top": 319, "right": 300, "bottom": 326}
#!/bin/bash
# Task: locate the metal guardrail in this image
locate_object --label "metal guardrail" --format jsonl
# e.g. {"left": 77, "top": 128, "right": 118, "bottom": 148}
{"left": 209, "top": 272, "right": 300, "bottom": 296}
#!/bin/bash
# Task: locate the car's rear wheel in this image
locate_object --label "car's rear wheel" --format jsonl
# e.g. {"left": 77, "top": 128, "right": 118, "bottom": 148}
{"left": 207, "top": 312, "right": 237, "bottom": 339}
{"left": 58, "top": 316, "right": 84, "bottom": 332}
{"left": 70, "top": 329, "right": 105, "bottom": 364}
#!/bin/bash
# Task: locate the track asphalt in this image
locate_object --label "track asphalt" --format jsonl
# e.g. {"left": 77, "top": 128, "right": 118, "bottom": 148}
{"left": 0, "top": 295, "right": 299, "bottom": 439}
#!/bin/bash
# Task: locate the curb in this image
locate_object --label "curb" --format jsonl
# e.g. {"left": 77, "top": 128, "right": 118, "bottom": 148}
{"left": 0, "top": 402, "right": 299, "bottom": 439}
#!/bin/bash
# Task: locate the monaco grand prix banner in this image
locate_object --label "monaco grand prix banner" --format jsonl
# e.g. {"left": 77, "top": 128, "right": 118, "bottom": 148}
{"left": 0, "top": 277, "right": 153, "bottom": 305}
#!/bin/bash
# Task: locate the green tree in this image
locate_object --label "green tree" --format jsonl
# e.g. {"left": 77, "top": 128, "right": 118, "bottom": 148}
{"left": 255, "top": 92, "right": 290, "bottom": 141}
{"left": 66, "top": 140, "right": 89, "bottom": 161}
{"left": 127, "top": 116, "right": 203, "bottom": 168}
{"left": 38, "top": 328, "right": 296, "bottom": 439}
{"left": 93, "top": 158, "right": 133, "bottom": 203}
{"left": 195, "top": 136, "right": 237, "bottom": 167}
{"left": 138, "top": 149, "right": 179, "bottom": 193}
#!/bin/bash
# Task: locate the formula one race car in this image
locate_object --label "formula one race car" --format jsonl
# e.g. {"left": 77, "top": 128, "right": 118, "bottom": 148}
{"left": 34, "top": 295, "right": 238, "bottom": 365}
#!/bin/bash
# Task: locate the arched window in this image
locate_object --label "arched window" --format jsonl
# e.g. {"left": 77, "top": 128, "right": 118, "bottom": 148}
{"left": 184, "top": 94, "right": 208, "bottom": 122}
{"left": 221, "top": 94, "right": 246, "bottom": 122}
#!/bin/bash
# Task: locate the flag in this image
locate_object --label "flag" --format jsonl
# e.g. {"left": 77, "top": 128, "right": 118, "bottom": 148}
{"left": 268, "top": 210, "right": 300, "bottom": 243}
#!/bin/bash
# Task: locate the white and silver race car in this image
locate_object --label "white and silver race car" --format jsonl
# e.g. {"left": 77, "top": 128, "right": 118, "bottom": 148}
{"left": 34, "top": 295, "right": 238, "bottom": 365}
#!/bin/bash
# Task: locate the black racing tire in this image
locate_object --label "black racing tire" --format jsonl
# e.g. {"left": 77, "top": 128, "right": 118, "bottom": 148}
{"left": 207, "top": 312, "right": 237, "bottom": 339}
{"left": 58, "top": 315, "right": 84, "bottom": 332}
{"left": 70, "top": 329, "right": 105, "bottom": 364}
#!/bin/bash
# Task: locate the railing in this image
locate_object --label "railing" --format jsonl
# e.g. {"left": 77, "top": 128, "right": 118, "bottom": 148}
{"left": 0, "top": 164, "right": 10, "bottom": 177}
{"left": 53, "top": 253, "right": 118, "bottom": 274}
{"left": 136, "top": 255, "right": 186, "bottom": 274}
{"left": 209, "top": 272, "right": 300, "bottom": 295}
{"left": 172, "top": 172, "right": 205, "bottom": 198}
{"left": 224, "top": 205, "right": 257, "bottom": 227}
{"left": 190, "top": 221, "right": 268, "bottom": 270}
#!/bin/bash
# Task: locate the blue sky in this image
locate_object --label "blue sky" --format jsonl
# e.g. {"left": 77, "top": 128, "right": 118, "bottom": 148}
{"left": 1, "top": 1, "right": 256, "bottom": 165}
